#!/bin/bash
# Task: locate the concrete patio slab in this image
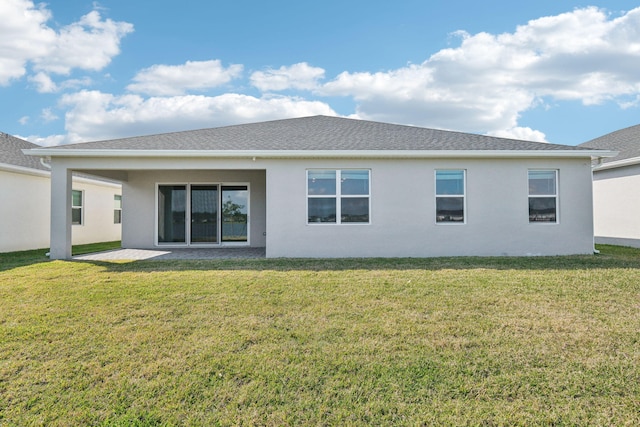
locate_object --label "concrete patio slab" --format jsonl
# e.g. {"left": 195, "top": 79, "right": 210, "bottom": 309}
{"left": 74, "top": 247, "right": 266, "bottom": 261}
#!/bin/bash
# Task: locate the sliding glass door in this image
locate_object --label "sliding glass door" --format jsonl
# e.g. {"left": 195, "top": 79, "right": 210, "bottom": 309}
{"left": 221, "top": 186, "right": 248, "bottom": 242}
{"left": 158, "top": 185, "right": 186, "bottom": 243}
{"left": 158, "top": 184, "right": 248, "bottom": 245}
{"left": 191, "top": 185, "right": 218, "bottom": 243}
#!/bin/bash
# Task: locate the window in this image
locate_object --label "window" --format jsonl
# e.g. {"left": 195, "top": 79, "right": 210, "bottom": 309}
{"left": 114, "top": 195, "right": 122, "bottom": 224}
{"left": 528, "top": 170, "right": 558, "bottom": 223}
{"left": 435, "top": 170, "right": 465, "bottom": 223}
{"left": 307, "top": 169, "right": 370, "bottom": 224}
{"left": 71, "top": 190, "right": 83, "bottom": 225}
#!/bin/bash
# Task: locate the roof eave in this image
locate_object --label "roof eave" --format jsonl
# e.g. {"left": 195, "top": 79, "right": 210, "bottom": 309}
{"left": 0, "top": 162, "right": 50, "bottom": 177}
{"left": 24, "top": 148, "right": 617, "bottom": 160}
{"left": 593, "top": 155, "right": 640, "bottom": 171}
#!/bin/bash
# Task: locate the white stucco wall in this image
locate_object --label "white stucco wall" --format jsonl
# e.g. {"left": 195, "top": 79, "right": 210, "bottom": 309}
{"left": 0, "top": 170, "right": 51, "bottom": 252}
{"left": 592, "top": 164, "right": 640, "bottom": 248}
{"left": 122, "top": 169, "right": 266, "bottom": 249}
{"left": 266, "top": 157, "right": 595, "bottom": 257}
{"left": 70, "top": 178, "right": 122, "bottom": 245}
{"left": 0, "top": 167, "right": 121, "bottom": 253}
{"left": 44, "top": 155, "right": 595, "bottom": 258}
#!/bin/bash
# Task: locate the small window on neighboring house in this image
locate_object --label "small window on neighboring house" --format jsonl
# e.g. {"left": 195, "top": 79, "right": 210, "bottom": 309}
{"left": 114, "top": 195, "right": 122, "bottom": 224}
{"left": 528, "top": 170, "right": 558, "bottom": 223}
{"left": 307, "top": 169, "right": 370, "bottom": 224}
{"left": 435, "top": 170, "right": 465, "bottom": 223}
{"left": 72, "top": 190, "right": 83, "bottom": 225}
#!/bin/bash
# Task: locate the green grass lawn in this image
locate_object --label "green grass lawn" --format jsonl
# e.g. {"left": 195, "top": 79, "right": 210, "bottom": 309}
{"left": 1, "top": 245, "right": 639, "bottom": 426}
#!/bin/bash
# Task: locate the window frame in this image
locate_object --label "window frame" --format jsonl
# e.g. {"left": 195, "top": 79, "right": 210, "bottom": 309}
{"left": 306, "top": 169, "right": 371, "bottom": 225}
{"left": 114, "top": 194, "right": 122, "bottom": 224}
{"left": 528, "top": 169, "right": 559, "bottom": 224}
{"left": 435, "top": 169, "right": 466, "bottom": 225}
{"left": 71, "top": 189, "right": 83, "bottom": 226}
{"left": 155, "top": 182, "right": 250, "bottom": 247}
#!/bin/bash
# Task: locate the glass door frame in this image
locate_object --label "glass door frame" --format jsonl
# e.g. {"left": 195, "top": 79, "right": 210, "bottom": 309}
{"left": 155, "top": 182, "right": 250, "bottom": 247}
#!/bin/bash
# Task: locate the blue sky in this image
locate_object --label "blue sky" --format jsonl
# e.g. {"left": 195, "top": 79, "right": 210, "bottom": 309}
{"left": 2, "top": 0, "right": 640, "bottom": 146}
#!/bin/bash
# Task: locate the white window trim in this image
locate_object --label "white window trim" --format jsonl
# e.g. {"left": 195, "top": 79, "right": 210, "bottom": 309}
{"left": 114, "top": 194, "right": 122, "bottom": 224}
{"left": 71, "top": 189, "right": 84, "bottom": 226}
{"left": 306, "top": 169, "right": 371, "bottom": 225}
{"left": 155, "top": 182, "right": 251, "bottom": 247}
{"left": 528, "top": 169, "right": 559, "bottom": 224}
{"left": 434, "top": 169, "right": 466, "bottom": 225}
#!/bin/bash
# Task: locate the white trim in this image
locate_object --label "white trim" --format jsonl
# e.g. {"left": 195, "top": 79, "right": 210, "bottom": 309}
{"left": 0, "top": 163, "right": 121, "bottom": 189}
{"left": 73, "top": 175, "right": 122, "bottom": 188}
{"left": 114, "top": 194, "right": 122, "bottom": 224}
{"left": 0, "top": 162, "right": 50, "bottom": 177}
{"left": 435, "top": 169, "right": 467, "bottom": 225}
{"left": 24, "top": 148, "right": 617, "bottom": 160}
{"left": 593, "top": 155, "right": 640, "bottom": 171}
{"left": 528, "top": 169, "right": 559, "bottom": 225}
{"left": 306, "top": 169, "right": 371, "bottom": 225}
{"left": 155, "top": 182, "right": 250, "bottom": 247}
{"left": 71, "top": 189, "right": 84, "bottom": 226}
{"left": 221, "top": 184, "right": 251, "bottom": 246}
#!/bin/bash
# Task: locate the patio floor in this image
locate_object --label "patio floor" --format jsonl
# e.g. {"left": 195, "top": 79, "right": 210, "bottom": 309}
{"left": 73, "top": 247, "right": 266, "bottom": 261}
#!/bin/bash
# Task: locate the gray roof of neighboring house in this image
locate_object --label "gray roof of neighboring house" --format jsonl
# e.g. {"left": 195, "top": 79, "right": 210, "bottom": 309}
{"left": 0, "top": 132, "right": 49, "bottom": 171}
{"left": 38, "top": 115, "right": 599, "bottom": 153}
{"left": 579, "top": 123, "right": 640, "bottom": 164}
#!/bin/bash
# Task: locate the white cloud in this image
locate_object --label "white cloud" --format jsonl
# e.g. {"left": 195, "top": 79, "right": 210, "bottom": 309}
{"left": 321, "top": 6, "right": 640, "bottom": 137}
{"left": 29, "top": 71, "right": 94, "bottom": 93}
{"left": 29, "top": 72, "right": 57, "bottom": 93}
{"left": 14, "top": 5, "right": 640, "bottom": 145}
{"left": 487, "top": 127, "right": 547, "bottom": 142}
{"left": 21, "top": 133, "right": 67, "bottom": 147}
{"left": 33, "top": 10, "right": 133, "bottom": 75}
{"left": 127, "top": 60, "right": 244, "bottom": 96}
{"left": 58, "top": 90, "right": 337, "bottom": 142}
{"left": 0, "top": 1, "right": 132, "bottom": 85}
{"left": 250, "top": 62, "right": 325, "bottom": 91}
{"left": 41, "top": 108, "right": 58, "bottom": 123}
{"left": 0, "top": 0, "right": 55, "bottom": 85}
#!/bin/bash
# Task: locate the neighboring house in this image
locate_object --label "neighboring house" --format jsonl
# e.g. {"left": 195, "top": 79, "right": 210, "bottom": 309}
{"left": 24, "top": 116, "right": 613, "bottom": 259}
{"left": 1, "top": 132, "right": 122, "bottom": 253}
{"left": 579, "top": 124, "right": 640, "bottom": 248}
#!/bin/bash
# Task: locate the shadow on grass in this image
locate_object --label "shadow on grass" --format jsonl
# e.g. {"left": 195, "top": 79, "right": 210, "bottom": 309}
{"left": 0, "top": 241, "right": 121, "bottom": 272}
{"left": 66, "top": 244, "right": 640, "bottom": 273}
{"left": 3, "top": 244, "right": 639, "bottom": 273}
{"left": 0, "top": 248, "right": 51, "bottom": 271}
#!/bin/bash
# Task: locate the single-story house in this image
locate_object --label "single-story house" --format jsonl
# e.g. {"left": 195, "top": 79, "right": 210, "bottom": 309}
{"left": 24, "top": 115, "right": 614, "bottom": 259}
{"left": 1, "top": 132, "right": 122, "bottom": 253}
{"left": 579, "top": 124, "right": 640, "bottom": 248}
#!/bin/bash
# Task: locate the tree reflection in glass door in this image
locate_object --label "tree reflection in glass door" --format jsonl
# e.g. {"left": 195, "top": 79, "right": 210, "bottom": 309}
{"left": 221, "top": 186, "right": 248, "bottom": 242}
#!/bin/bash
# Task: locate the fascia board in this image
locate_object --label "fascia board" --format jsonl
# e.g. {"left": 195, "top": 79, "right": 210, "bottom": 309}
{"left": 0, "top": 162, "right": 50, "bottom": 177}
{"left": 0, "top": 162, "right": 122, "bottom": 187}
{"left": 24, "top": 148, "right": 617, "bottom": 160}
{"left": 72, "top": 175, "right": 122, "bottom": 188}
{"left": 593, "top": 156, "right": 640, "bottom": 171}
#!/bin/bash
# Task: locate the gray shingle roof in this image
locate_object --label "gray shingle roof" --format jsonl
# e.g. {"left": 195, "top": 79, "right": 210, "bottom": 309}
{"left": 0, "top": 132, "right": 49, "bottom": 171}
{"left": 579, "top": 124, "right": 640, "bottom": 164}
{"left": 43, "top": 115, "right": 596, "bottom": 153}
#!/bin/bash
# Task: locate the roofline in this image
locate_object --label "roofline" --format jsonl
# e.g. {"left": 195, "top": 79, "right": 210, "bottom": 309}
{"left": 24, "top": 148, "right": 617, "bottom": 160}
{"left": 593, "top": 155, "right": 640, "bottom": 171}
{"left": 0, "top": 161, "right": 121, "bottom": 187}
{"left": 0, "top": 162, "right": 50, "bottom": 177}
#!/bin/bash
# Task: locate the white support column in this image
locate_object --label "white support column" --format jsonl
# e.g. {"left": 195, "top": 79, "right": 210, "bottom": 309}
{"left": 50, "top": 164, "right": 72, "bottom": 259}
